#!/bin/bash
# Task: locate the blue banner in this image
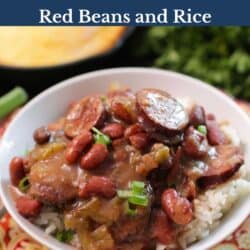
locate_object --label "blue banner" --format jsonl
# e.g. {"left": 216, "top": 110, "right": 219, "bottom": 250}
{"left": 0, "top": 0, "right": 249, "bottom": 25}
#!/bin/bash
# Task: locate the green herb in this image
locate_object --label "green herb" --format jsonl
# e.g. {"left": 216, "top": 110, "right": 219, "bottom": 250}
{"left": 124, "top": 200, "right": 137, "bottom": 216}
{"left": 197, "top": 125, "right": 207, "bottom": 135}
{"left": 117, "top": 190, "right": 132, "bottom": 199}
{"left": 0, "top": 87, "right": 28, "bottom": 119}
{"left": 56, "top": 230, "right": 74, "bottom": 243}
{"left": 128, "top": 194, "right": 148, "bottom": 206}
{"left": 18, "top": 176, "right": 30, "bottom": 192}
{"left": 130, "top": 181, "right": 145, "bottom": 193}
{"left": 117, "top": 181, "right": 149, "bottom": 214}
{"left": 134, "top": 27, "right": 250, "bottom": 100}
{"left": 92, "top": 127, "right": 111, "bottom": 145}
{"left": 101, "top": 96, "right": 107, "bottom": 102}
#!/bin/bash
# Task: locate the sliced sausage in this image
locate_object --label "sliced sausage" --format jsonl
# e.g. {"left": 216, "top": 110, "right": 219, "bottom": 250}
{"left": 206, "top": 120, "right": 226, "bottom": 145}
{"left": 64, "top": 95, "right": 105, "bottom": 138}
{"left": 80, "top": 143, "right": 108, "bottom": 170}
{"left": 102, "top": 123, "right": 124, "bottom": 139}
{"left": 65, "top": 130, "right": 93, "bottom": 164}
{"left": 10, "top": 157, "right": 25, "bottom": 186}
{"left": 197, "top": 145, "right": 244, "bottom": 189}
{"left": 189, "top": 105, "right": 206, "bottom": 127}
{"left": 136, "top": 89, "right": 189, "bottom": 134}
{"left": 161, "top": 188, "right": 193, "bottom": 225}
{"left": 16, "top": 196, "right": 41, "bottom": 218}
{"left": 109, "top": 91, "right": 137, "bottom": 123}
{"left": 182, "top": 126, "right": 208, "bottom": 159}
{"left": 79, "top": 176, "right": 116, "bottom": 198}
{"left": 28, "top": 151, "right": 78, "bottom": 204}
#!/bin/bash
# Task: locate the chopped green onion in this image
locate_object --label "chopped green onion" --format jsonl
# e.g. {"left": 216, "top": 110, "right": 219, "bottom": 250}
{"left": 101, "top": 96, "right": 107, "bottom": 102}
{"left": 56, "top": 230, "right": 74, "bottom": 243}
{"left": 128, "top": 194, "right": 148, "bottom": 207}
{"left": 18, "top": 176, "right": 30, "bottom": 192}
{"left": 130, "top": 181, "right": 145, "bottom": 193}
{"left": 197, "top": 125, "right": 207, "bottom": 135}
{"left": 0, "top": 87, "right": 28, "bottom": 119}
{"left": 92, "top": 127, "right": 111, "bottom": 145}
{"left": 117, "top": 190, "right": 132, "bottom": 199}
{"left": 118, "top": 181, "right": 149, "bottom": 208}
{"left": 124, "top": 201, "right": 137, "bottom": 216}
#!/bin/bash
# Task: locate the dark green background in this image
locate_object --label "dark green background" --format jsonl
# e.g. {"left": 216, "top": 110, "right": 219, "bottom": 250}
{"left": 0, "top": 27, "right": 249, "bottom": 100}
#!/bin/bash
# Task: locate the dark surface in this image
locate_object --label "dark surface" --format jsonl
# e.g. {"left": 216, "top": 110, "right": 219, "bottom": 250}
{"left": 0, "top": 28, "right": 145, "bottom": 98}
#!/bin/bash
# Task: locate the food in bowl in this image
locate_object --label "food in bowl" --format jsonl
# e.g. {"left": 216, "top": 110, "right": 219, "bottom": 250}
{"left": 9, "top": 87, "right": 249, "bottom": 250}
{"left": 0, "top": 27, "right": 126, "bottom": 67}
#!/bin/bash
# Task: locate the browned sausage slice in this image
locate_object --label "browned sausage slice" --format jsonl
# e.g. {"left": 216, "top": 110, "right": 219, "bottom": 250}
{"left": 109, "top": 92, "right": 137, "bottom": 123}
{"left": 29, "top": 151, "right": 78, "bottom": 204}
{"left": 136, "top": 89, "right": 189, "bottom": 133}
{"left": 64, "top": 95, "right": 105, "bottom": 138}
{"left": 197, "top": 145, "right": 244, "bottom": 189}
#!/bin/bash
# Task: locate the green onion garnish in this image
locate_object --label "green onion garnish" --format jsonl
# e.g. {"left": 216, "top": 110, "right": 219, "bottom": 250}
{"left": 130, "top": 181, "right": 145, "bottom": 193}
{"left": 117, "top": 190, "right": 132, "bottom": 199}
{"left": 124, "top": 201, "right": 137, "bottom": 216}
{"left": 128, "top": 194, "right": 148, "bottom": 207}
{"left": 92, "top": 127, "right": 111, "bottom": 145}
{"left": 197, "top": 125, "right": 207, "bottom": 135}
{"left": 0, "top": 87, "right": 28, "bottom": 119}
{"left": 18, "top": 176, "right": 30, "bottom": 192}
{"left": 117, "top": 181, "right": 149, "bottom": 213}
{"left": 55, "top": 230, "right": 74, "bottom": 243}
{"left": 101, "top": 96, "right": 107, "bottom": 102}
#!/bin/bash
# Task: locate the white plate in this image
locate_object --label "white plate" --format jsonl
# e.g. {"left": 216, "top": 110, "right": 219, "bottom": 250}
{"left": 0, "top": 68, "right": 249, "bottom": 250}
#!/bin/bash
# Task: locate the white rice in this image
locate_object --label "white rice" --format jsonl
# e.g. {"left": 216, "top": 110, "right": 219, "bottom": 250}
{"left": 177, "top": 177, "right": 250, "bottom": 248}
{"left": 34, "top": 207, "right": 64, "bottom": 235}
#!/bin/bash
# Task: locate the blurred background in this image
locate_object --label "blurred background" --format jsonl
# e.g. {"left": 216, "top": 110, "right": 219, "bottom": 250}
{"left": 0, "top": 26, "right": 249, "bottom": 100}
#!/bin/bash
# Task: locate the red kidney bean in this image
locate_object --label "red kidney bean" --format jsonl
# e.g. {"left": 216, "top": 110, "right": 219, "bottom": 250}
{"left": 33, "top": 126, "right": 51, "bottom": 144}
{"left": 16, "top": 196, "right": 41, "bottom": 218}
{"left": 124, "top": 123, "right": 144, "bottom": 139}
{"left": 10, "top": 157, "right": 25, "bottom": 186}
{"left": 129, "top": 132, "right": 149, "bottom": 149}
{"left": 161, "top": 188, "right": 193, "bottom": 225}
{"left": 189, "top": 105, "right": 206, "bottom": 127}
{"left": 151, "top": 210, "right": 176, "bottom": 245}
{"left": 79, "top": 176, "right": 116, "bottom": 198}
{"left": 182, "top": 126, "right": 208, "bottom": 158}
{"left": 80, "top": 143, "right": 108, "bottom": 170}
{"left": 102, "top": 123, "right": 124, "bottom": 139}
{"left": 65, "top": 130, "right": 93, "bottom": 164}
{"left": 206, "top": 120, "right": 226, "bottom": 145}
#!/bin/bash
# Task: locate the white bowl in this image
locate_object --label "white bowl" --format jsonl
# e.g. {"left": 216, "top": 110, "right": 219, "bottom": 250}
{"left": 0, "top": 68, "right": 249, "bottom": 250}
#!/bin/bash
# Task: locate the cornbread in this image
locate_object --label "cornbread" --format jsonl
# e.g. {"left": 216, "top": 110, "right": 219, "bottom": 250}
{"left": 0, "top": 27, "right": 126, "bottom": 67}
